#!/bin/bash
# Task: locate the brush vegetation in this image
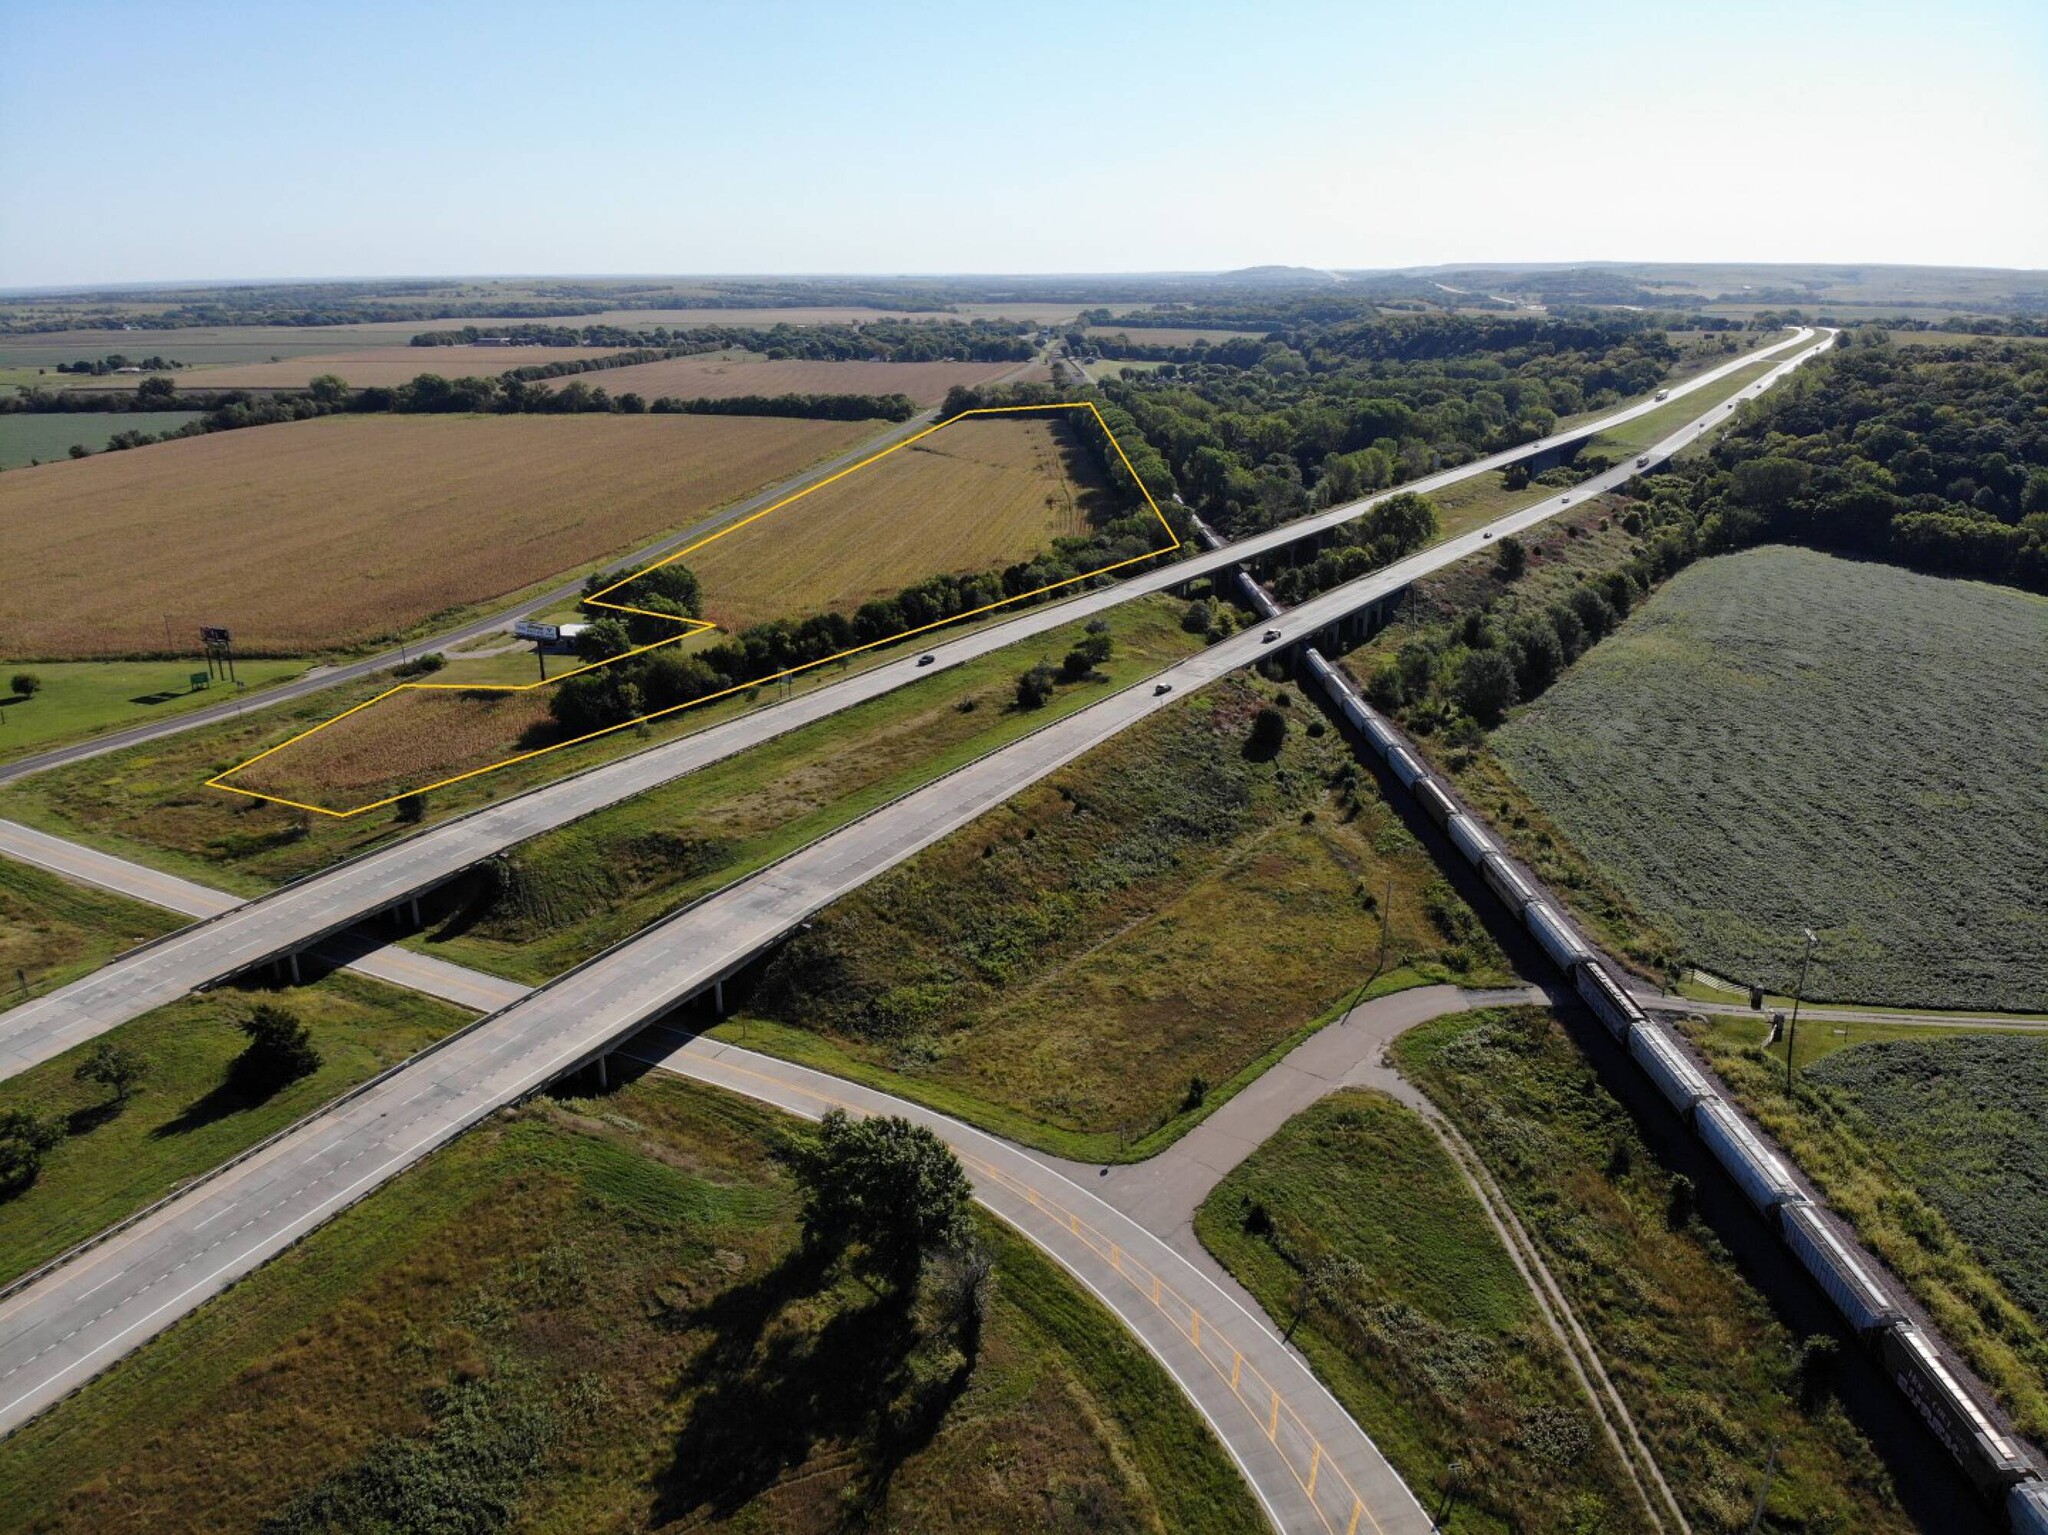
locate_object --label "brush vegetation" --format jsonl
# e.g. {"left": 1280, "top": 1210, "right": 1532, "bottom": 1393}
{"left": 1394, "top": 1007, "right": 1912, "bottom": 1533}
{"left": 0, "top": 1075, "right": 1260, "bottom": 1535}
{"left": 1690, "top": 1019, "right": 2048, "bottom": 1442}
{"left": 728, "top": 674, "right": 1510, "bottom": 1160}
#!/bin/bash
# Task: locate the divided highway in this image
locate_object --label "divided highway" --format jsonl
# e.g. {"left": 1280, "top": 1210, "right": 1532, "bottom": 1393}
{"left": 0, "top": 330, "right": 1835, "bottom": 1491}
{"left": 0, "top": 330, "right": 1821, "bottom": 1081}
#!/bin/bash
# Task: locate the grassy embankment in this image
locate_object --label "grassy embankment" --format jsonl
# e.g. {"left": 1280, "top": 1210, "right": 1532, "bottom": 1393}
{"left": 0, "top": 972, "right": 472, "bottom": 1287}
{"left": 1394, "top": 1007, "right": 1914, "bottom": 1532}
{"left": 1335, "top": 496, "right": 1689, "bottom": 978}
{"left": 0, "top": 1075, "right": 1262, "bottom": 1535}
{"left": 0, "top": 593, "right": 1200, "bottom": 900}
{"left": 720, "top": 673, "right": 1512, "bottom": 1162}
{"left": 0, "top": 854, "right": 181, "bottom": 1003}
{"left": 1491, "top": 547, "right": 2048, "bottom": 1011}
{"left": 0, "top": 657, "right": 305, "bottom": 764}
{"left": 1688, "top": 1016, "right": 2048, "bottom": 1442}
{"left": 410, "top": 599, "right": 1201, "bottom": 984}
{"left": 1196, "top": 1089, "right": 1650, "bottom": 1533}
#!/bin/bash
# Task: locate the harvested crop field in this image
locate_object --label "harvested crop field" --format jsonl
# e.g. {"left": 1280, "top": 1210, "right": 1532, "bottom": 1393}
{"left": 0, "top": 412, "right": 879, "bottom": 659}
{"left": 57, "top": 346, "right": 625, "bottom": 390}
{"left": 538, "top": 353, "right": 1019, "bottom": 406}
{"left": 226, "top": 685, "right": 555, "bottom": 810}
{"left": 686, "top": 414, "right": 1117, "bottom": 631}
{"left": 0, "top": 319, "right": 557, "bottom": 369}
{"left": 1493, "top": 546, "right": 2048, "bottom": 1010}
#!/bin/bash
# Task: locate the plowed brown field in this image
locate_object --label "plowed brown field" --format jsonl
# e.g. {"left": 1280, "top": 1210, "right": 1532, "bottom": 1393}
{"left": 0, "top": 413, "right": 878, "bottom": 658}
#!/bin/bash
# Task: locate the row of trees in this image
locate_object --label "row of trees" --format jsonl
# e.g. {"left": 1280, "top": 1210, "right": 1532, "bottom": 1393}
{"left": 411, "top": 318, "right": 1035, "bottom": 362}
{"left": 1073, "top": 314, "right": 1684, "bottom": 539}
{"left": 0, "top": 1005, "right": 319, "bottom": 1197}
{"left": 1659, "top": 334, "right": 2048, "bottom": 591}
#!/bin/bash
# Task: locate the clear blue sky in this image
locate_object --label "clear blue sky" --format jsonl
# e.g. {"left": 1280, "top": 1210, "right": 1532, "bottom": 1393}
{"left": 2, "top": 0, "right": 2042, "bottom": 287}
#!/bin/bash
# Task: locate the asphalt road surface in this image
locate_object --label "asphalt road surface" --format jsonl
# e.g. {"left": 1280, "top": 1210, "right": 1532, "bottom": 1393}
{"left": 0, "top": 330, "right": 1824, "bottom": 1082}
{"left": 0, "top": 340, "right": 1836, "bottom": 1467}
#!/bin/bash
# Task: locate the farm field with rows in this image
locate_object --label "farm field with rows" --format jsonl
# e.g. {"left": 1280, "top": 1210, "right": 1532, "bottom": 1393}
{"left": 0, "top": 412, "right": 880, "bottom": 659}
{"left": 535, "top": 352, "right": 1021, "bottom": 406}
{"left": 687, "top": 413, "right": 1114, "bottom": 631}
{"left": 1492, "top": 546, "right": 2048, "bottom": 1011}
{"left": 42, "top": 345, "right": 625, "bottom": 390}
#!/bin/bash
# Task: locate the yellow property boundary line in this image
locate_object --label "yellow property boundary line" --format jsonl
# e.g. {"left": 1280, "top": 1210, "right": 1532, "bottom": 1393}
{"left": 207, "top": 403, "right": 1181, "bottom": 818}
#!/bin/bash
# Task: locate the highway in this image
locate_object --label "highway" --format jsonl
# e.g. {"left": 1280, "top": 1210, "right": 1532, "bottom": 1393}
{"left": 0, "top": 329, "right": 1824, "bottom": 1082}
{"left": 0, "top": 819, "right": 525, "bottom": 1015}
{"left": 0, "top": 330, "right": 1835, "bottom": 1480}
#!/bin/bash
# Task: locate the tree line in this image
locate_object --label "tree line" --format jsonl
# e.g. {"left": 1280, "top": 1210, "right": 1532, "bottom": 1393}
{"left": 540, "top": 407, "right": 1177, "bottom": 737}
{"left": 411, "top": 319, "right": 1036, "bottom": 362}
{"left": 1657, "top": 332, "right": 2048, "bottom": 592}
{"left": 1070, "top": 313, "right": 1683, "bottom": 539}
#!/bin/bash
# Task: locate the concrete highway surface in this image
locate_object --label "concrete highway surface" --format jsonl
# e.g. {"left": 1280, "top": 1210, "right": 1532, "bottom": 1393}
{"left": 0, "top": 819, "right": 525, "bottom": 1015}
{"left": 0, "top": 335, "right": 1835, "bottom": 1495}
{"left": 0, "top": 329, "right": 1823, "bottom": 1083}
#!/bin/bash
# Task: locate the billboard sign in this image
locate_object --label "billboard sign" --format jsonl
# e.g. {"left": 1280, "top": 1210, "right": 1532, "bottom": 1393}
{"left": 199, "top": 626, "right": 232, "bottom": 646}
{"left": 512, "top": 620, "right": 560, "bottom": 643}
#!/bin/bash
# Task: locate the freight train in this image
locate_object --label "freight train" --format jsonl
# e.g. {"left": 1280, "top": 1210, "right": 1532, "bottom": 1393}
{"left": 1302, "top": 644, "right": 2048, "bottom": 1531}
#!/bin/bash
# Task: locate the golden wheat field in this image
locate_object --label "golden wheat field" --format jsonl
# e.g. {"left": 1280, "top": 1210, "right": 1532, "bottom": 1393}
{"left": 57, "top": 346, "right": 627, "bottom": 390}
{"left": 0, "top": 413, "right": 879, "bottom": 658}
{"left": 539, "top": 354, "right": 1019, "bottom": 406}
{"left": 225, "top": 685, "right": 558, "bottom": 812}
{"left": 685, "top": 414, "right": 1114, "bottom": 631}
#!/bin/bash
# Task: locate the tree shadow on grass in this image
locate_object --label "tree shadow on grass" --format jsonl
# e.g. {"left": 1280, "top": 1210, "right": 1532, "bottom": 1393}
{"left": 64, "top": 1096, "right": 127, "bottom": 1137}
{"left": 651, "top": 1246, "right": 971, "bottom": 1528}
{"left": 150, "top": 1060, "right": 305, "bottom": 1139}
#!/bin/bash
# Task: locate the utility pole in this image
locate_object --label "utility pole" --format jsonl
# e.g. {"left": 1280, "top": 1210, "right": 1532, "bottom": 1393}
{"left": 1785, "top": 928, "right": 1817, "bottom": 1095}
{"left": 1746, "top": 1438, "right": 1782, "bottom": 1533}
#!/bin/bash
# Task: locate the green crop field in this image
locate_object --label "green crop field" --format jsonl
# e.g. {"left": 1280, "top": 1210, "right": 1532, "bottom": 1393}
{"left": 1816, "top": 1033, "right": 2048, "bottom": 1327}
{"left": 1196, "top": 1090, "right": 1648, "bottom": 1533}
{"left": 1492, "top": 547, "right": 2048, "bottom": 1011}
{"left": 725, "top": 673, "right": 1510, "bottom": 1161}
{"left": 1394, "top": 1008, "right": 1912, "bottom": 1531}
{"left": 0, "top": 1076, "right": 1260, "bottom": 1535}
{"left": 0, "top": 412, "right": 203, "bottom": 468}
{"left": 0, "top": 973, "right": 472, "bottom": 1286}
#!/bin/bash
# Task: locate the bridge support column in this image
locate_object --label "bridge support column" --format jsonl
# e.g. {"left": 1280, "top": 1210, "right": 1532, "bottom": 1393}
{"left": 594, "top": 1053, "right": 608, "bottom": 1091}
{"left": 287, "top": 951, "right": 301, "bottom": 985}
{"left": 713, "top": 979, "right": 725, "bottom": 1017}
{"left": 410, "top": 897, "right": 421, "bottom": 929}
